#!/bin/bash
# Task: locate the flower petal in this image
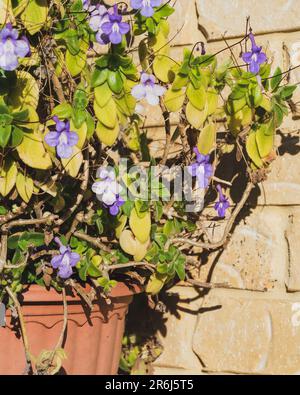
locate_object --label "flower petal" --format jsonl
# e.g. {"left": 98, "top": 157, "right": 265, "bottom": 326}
{"left": 141, "top": 5, "right": 154, "bottom": 17}
{"left": 44, "top": 131, "right": 59, "bottom": 147}
{"left": 249, "top": 60, "right": 260, "bottom": 74}
{"left": 51, "top": 255, "right": 63, "bottom": 269}
{"left": 130, "top": 0, "right": 143, "bottom": 9}
{"left": 109, "top": 30, "right": 122, "bottom": 44}
{"left": 131, "top": 84, "right": 146, "bottom": 100}
{"left": 57, "top": 143, "right": 73, "bottom": 159}
{"left": 145, "top": 91, "right": 160, "bottom": 106}
{"left": 67, "top": 131, "right": 79, "bottom": 146}
{"left": 69, "top": 252, "right": 80, "bottom": 267}
{"left": 58, "top": 264, "right": 73, "bottom": 279}
{"left": 102, "top": 189, "right": 117, "bottom": 205}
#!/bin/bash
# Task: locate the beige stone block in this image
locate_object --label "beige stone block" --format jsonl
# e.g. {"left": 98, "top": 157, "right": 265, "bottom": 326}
{"left": 197, "top": 206, "right": 288, "bottom": 291}
{"left": 193, "top": 293, "right": 300, "bottom": 374}
{"left": 152, "top": 286, "right": 204, "bottom": 373}
{"left": 196, "top": 0, "right": 300, "bottom": 41}
{"left": 285, "top": 208, "right": 300, "bottom": 292}
{"left": 168, "top": 0, "right": 202, "bottom": 46}
{"left": 255, "top": 130, "right": 300, "bottom": 206}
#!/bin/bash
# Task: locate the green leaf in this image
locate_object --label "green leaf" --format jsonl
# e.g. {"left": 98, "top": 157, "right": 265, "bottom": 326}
{"left": 91, "top": 68, "right": 109, "bottom": 88}
{"left": 279, "top": 85, "right": 297, "bottom": 101}
{"left": 87, "top": 262, "right": 102, "bottom": 278}
{"left": 0, "top": 124, "right": 12, "bottom": 148}
{"left": 64, "top": 30, "right": 80, "bottom": 55}
{"left": 107, "top": 70, "right": 124, "bottom": 94}
{"left": 271, "top": 67, "right": 282, "bottom": 91}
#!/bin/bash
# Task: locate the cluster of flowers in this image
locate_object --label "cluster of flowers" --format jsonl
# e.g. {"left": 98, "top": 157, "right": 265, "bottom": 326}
{"left": 0, "top": 1, "right": 268, "bottom": 280}
{"left": 92, "top": 168, "right": 125, "bottom": 216}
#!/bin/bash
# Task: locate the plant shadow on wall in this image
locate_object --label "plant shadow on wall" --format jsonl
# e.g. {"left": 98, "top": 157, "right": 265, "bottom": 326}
{"left": 121, "top": 129, "right": 300, "bottom": 373}
{"left": 0, "top": 0, "right": 299, "bottom": 375}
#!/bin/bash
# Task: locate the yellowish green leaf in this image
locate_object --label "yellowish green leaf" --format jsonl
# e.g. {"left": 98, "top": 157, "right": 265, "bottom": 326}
{"left": 17, "top": 130, "right": 52, "bottom": 170}
{"left": 186, "top": 101, "right": 207, "bottom": 129}
{"left": 94, "top": 83, "right": 112, "bottom": 108}
{"left": 186, "top": 84, "right": 206, "bottom": 110}
{"left": 21, "top": 0, "right": 48, "bottom": 35}
{"left": 119, "top": 229, "right": 137, "bottom": 256}
{"left": 197, "top": 123, "right": 216, "bottom": 155}
{"left": 146, "top": 273, "right": 168, "bottom": 295}
{"left": 96, "top": 121, "right": 119, "bottom": 146}
{"left": 129, "top": 208, "right": 151, "bottom": 244}
{"left": 153, "top": 56, "right": 175, "bottom": 83}
{"left": 61, "top": 146, "right": 83, "bottom": 178}
{"left": 16, "top": 172, "right": 34, "bottom": 203}
{"left": 94, "top": 98, "right": 117, "bottom": 129}
{"left": 0, "top": 159, "right": 17, "bottom": 197}
{"left": 8, "top": 71, "right": 39, "bottom": 110}
{"left": 246, "top": 131, "right": 264, "bottom": 168}
{"left": 164, "top": 88, "right": 185, "bottom": 112}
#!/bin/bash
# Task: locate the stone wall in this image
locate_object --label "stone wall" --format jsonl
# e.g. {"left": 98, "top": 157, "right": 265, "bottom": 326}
{"left": 151, "top": 0, "right": 300, "bottom": 375}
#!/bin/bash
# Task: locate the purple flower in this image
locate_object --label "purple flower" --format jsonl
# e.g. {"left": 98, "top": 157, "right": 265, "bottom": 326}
{"left": 0, "top": 24, "right": 30, "bottom": 71}
{"left": 242, "top": 33, "right": 267, "bottom": 74}
{"left": 105, "top": 194, "right": 125, "bottom": 216}
{"left": 188, "top": 147, "right": 213, "bottom": 189}
{"left": 51, "top": 237, "right": 80, "bottom": 279}
{"left": 92, "top": 167, "right": 125, "bottom": 215}
{"left": 131, "top": 72, "right": 166, "bottom": 106}
{"left": 131, "top": 0, "right": 162, "bottom": 17}
{"left": 44, "top": 116, "right": 79, "bottom": 159}
{"left": 88, "top": 4, "right": 111, "bottom": 45}
{"left": 101, "top": 5, "right": 130, "bottom": 45}
{"left": 214, "top": 185, "right": 230, "bottom": 218}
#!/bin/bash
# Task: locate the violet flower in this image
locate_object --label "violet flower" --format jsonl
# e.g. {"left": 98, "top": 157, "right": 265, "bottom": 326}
{"left": 88, "top": 4, "right": 111, "bottom": 45}
{"left": 44, "top": 116, "right": 79, "bottom": 159}
{"left": 131, "top": 72, "right": 166, "bottom": 106}
{"left": 105, "top": 194, "right": 125, "bottom": 216}
{"left": 92, "top": 167, "right": 125, "bottom": 215}
{"left": 188, "top": 147, "right": 213, "bottom": 189}
{"left": 51, "top": 237, "right": 80, "bottom": 279}
{"left": 0, "top": 24, "right": 30, "bottom": 71}
{"left": 130, "top": 0, "right": 162, "bottom": 17}
{"left": 101, "top": 5, "right": 130, "bottom": 45}
{"left": 214, "top": 184, "right": 230, "bottom": 218}
{"left": 242, "top": 33, "right": 267, "bottom": 74}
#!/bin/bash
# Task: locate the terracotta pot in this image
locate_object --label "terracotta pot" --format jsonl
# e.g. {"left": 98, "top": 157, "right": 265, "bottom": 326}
{"left": 0, "top": 282, "right": 141, "bottom": 375}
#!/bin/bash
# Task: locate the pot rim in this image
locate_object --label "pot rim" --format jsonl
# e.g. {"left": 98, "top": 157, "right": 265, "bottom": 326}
{"left": 19, "top": 282, "right": 143, "bottom": 304}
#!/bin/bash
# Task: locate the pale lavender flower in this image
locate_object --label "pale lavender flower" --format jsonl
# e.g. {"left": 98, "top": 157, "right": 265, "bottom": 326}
{"left": 130, "top": 0, "right": 162, "bottom": 17}
{"left": 92, "top": 167, "right": 124, "bottom": 215}
{"left": 214, "top": 184, "right": 230, "bottom": 218}
{"left": 242, "top": 33, "right": 267, "bottom": 74}
{"left": 188, "top": 147, "right": 213, "bottom": 189}
{"left": 88, "top": 4, "right": 111, "bottom": 45}
{"left": 82, "top": 0, "right": 90, "bottom": 10}
{"left": 51, "top": 237, "right": 80, "bottom": 279}
{"left": 44, "top": 116, "right": 79, "bottom": 159}
{"left": 101, "top": 5, "right": 130, "bottom": 45}
{"left": 131, "top": 72, "right": 166, "bottom": 106}
{"left": 0, "top": 24, "right": 30, "bottom": 71}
